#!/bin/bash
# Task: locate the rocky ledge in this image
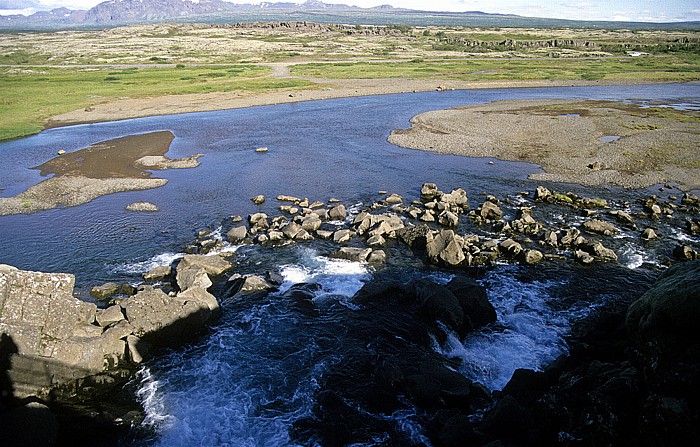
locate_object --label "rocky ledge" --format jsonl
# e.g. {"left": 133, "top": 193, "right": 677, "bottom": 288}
{"left": 0, "top": 254, "right": 232, "bottom": 445}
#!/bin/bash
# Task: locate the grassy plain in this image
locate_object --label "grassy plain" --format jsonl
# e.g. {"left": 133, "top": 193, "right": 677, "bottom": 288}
{"left": 1, "top": 22, "right": 699, "bottom": 141}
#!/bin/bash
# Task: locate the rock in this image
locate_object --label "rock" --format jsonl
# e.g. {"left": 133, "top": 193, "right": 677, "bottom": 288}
{"left": 521, "top": 249, "right": 544, "bottom": 264}
{"left": 255, "top": 147, "right": 268, "bottom": 153}
{"left": 367, "top": 234, "right": 386, "bottom": 246}
{"left": 226, "top": 274, "right": 276, "bottom": 295}
{"left": 420, "top": 211, "right": 436, "bottom": 222}
{"left": 226, "top": 225, "right": 248, "bottom": 243}
{"left": 251, "top": 195, "right": 265, "bottom": 205}
{"left": 96, "top": 305, "right": 125, "bottom": 327}
{"left": 301, "top": 215, "right": 322, "bottom": 232}
{"left": 575, "top": 249, "right": 595, "bottom": 264}
{"left": 479, "top": 201, "right": 503, "bottom": 221}
{"left": 421, "top": 183, "right": 440, "bottom": 201}
{"left": 125, "top": 201, "right": 159, "bottom": 212}
{"left": 627, "top": 261, "right": 700, "bottom": 344}
{"left": 143, "top": 265, "right": 172, "bottom": 281}
{"left": 385, "top": 193, "right": 403, "bottom": 205}
{"left": 316, "top": 230, "right": 334, "bottom": 240}
{"left": 681, "top": 193, "right": 700, "bottom": 206}
{"left": 330, "top": 247, "right": 372, "bottom": 262}
{"left": 0, "top": 401, "right": 58, "bottom": 446}
{"left": 580, "top": 241, "right": 618, "bottom": 262}
{"left": 248, "top": 213, "right": 269, "bottom": 229}
{"left": 177, "top": 287, "right": 221, "bottom": 318}
{"left": 582, "top": 219, "right": 618, "bottom": 236}
{"left": 426, "top": 230, "right": 465, "bottom": 266}
{"left": 281, "top": 222, "right": 303, "bottom": 239}
{"left": 441, "top": 188, "right": 468, "bottom": 208}
{"left": 673, "top": 245, "right": 698, "bottom": 261}
{"left": 176, "top": 254, "right": 232, "bottom": 277}
{"left": 176, "top": 267, "right": 212, "bottom": 292}
{"left": 90, "top": 282, "right": 121, "bottom": 300}
{"left": 534, "top": 186, "right": 551, "bottom": 201}
{"left": 499, "top": 238, "right": 522, "bottom": 257}
{"left": 609, "top": 210, "right": 635, "bottom": 224}
{"left": 640, "top": 228, "right": 658, "bottom": 241}
{"left": 333, "top": 229, "right": 353, "bottom": 244}
{"left": 329, "top": 204, "right": 347, "bottom": 221}
{"left": 438, "top": 210, "right": 459, "bottom": 227}
{"left": 414, "top": 281, "right": 465, "bottom": 334}
{"left": 396, "top": 224, "right": 430, "bottom": 249}
{"left": 368, "top": 250, "right": 386, "bottom": 264}
{"left": 444, "top": 276, "right": 496, "bottom": 329}
{"left": 277, "top": 194, "right": 300, "bottom": 202}
{"left": 686, "top": 219, "right": 700, "bottom": 236}
{"left": 124, "top": 287, "right": 210, "bottom": 344}
{"left": 626, "top": 261, "right": 700, "bottom": 401}
{"left": 126, "top": 334, "right": 150, "bottom": 364}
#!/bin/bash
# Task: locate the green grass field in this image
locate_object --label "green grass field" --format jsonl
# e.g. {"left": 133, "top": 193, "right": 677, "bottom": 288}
{"left": 290, "top": 55, "right": 700, "bottom": 82}
{"left": 0, "top": 65, "right": 312, "bottom": 141}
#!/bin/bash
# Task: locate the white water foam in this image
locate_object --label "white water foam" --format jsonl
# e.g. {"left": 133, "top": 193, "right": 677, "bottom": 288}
{"left": 436, "top": 267, "right": 590, "bottom": 391}
{"left": 112, "top": 252, "right": 185, "bottom": 275}
{"left": 278, "top": 247, "right": 371, "bottom": 307}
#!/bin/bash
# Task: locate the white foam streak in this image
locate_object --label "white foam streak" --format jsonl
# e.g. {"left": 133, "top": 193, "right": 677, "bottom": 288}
{"left": 437, "top": 268, "right": 577, "bottom": 391}
{"left": 113, "top": 252, "right": 184, "bottom": 274}
{"left": 278, "top": 247, "right": 371, "bottom": 304}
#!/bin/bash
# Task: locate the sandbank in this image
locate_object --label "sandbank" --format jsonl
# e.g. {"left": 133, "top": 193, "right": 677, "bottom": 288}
{"left": 388, "top": 99, "right": 700, "bottom": 191}
{"left": 0, "top": 130, "right": 201, "bottom": 216}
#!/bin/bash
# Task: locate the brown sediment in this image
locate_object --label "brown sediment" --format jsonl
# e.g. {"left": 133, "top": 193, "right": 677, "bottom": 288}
{"left": 34, "top": 130, "right": 175, "bottom": 179}
{"left": 388, "top": 99, "right": 700, "bottom": 191}
{"left": 0, "top": 130, "right": 200, "bottom": 216}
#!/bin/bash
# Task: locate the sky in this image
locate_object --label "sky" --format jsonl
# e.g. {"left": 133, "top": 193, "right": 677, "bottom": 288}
{"left": 1, "top": 0, "right": 699, "bottom": 22}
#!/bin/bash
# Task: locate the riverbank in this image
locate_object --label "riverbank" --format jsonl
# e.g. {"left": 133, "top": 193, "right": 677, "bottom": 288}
{"left": 45, "top": 78, "right": 676, "bottom": 129}
{"left": 389, "top": 97, "right": 700, "bottom": 191}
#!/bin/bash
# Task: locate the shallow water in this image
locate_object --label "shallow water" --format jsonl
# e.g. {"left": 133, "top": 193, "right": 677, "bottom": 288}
{"left": 1, "top": 83, "right": 699, "bottom": 446}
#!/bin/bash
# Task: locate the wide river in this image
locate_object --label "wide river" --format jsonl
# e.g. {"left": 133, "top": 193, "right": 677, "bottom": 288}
{"left": 1, "top": 83, "right": 699, "bottom": 446}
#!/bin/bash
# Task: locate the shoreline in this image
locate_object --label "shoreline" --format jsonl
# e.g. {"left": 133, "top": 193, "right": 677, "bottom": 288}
{"left": 43, "top": 78, "right": 685, "bottom": 130}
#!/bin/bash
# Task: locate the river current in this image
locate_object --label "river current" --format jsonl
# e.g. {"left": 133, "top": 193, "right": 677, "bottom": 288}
{"left": 1, "top": 84, "right": 699, "bottom": 446}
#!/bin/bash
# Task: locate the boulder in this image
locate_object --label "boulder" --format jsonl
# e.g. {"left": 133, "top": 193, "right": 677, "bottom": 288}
{"left": 329, "top": 204, "right": 347, "bottom": 221}
{"left": 126, "top": 334, "right": 150, "bottom": 364}
{"left": 686, "top": 219, "right": 700, "bottom": 236}
{"left": 673, "top": 245, "right": 698, "bottom": 261}
{"left": 333, "top": 229, "right": 353, "bottom": 244}
{"left": 583, "top": 219, "right": 618, "bottom": 236}
{"left": 143, "top": 265, "right": 172, "bottom": 281}
{"left": 681, "top": 193, "right": 700, "bottom": 206}
{"left": 581, "top": 241, "right": 618, "bottom": 262}
{"left": 367, "top": 235, "right": 386, "bottom": 246}
{"left": 420, "top": 183, "right": 440, "bottom": 201}
{"left": 281, "top": 222, "right": 303, "bottom": 239}
{"left": 251, "top": 195, "right": 265, "bottom": 205}
{"left": 609, "top": 210, "right": 635, "bottom": 225}
{"left": 176, "top": 254, "right": 232, "bottom": 277}
{"left": 301, "top": 215, "right": 322, "bottom": 232}
{"left": 397, "top": 224, "right": 431, "bottom": 249}
{"left": 534, "top": 186, "right": 551, "bottom": 201}
{"left": 414, "top": 280, "right": 464, "bottom": 334}
{"left": 176, "top": 267, "right": 212, "bottom": 292}
{"left": 444, "top": 276, "right": 497, "bottom": 329}
{"left": 438, "top": 211, "right": 459, "bottom": 227}
{"left": 226, "top": 225, "right": 248, "bottom": 243}
{"left": 90, "top": 282, "right": 121, "bottom": 300}
{"left": 385, "top": 193, "right": 403, "bottom": 205}
{"left": 426, "top": 230, "right": 465, "bottom": 266}
{"left": 499, "top": 238, "right": 522, "bottom": 257}
{"left": 479, "top": 201, "right": 503, "bottom": 221}
{"left": 368, "top": 250, "right": 387, "bottom": 264}
{"left": 96, "top": 305, "right": 126, "bottom": 327}
{"left": 125, "top": 201, "right": 159, "bottom": 212}
{"left": 330, "top": 247, "right": 372, "bottom": 262}
{"left": 124, "top": 287, "right": 211, "bottom": 344}
{"left": 521, "top": 249, "right": 544, "bottom": 265}
{"left": 248, "top": 213, "right": 269, "bottom": 229}
{"left": 640, "top": 228, "right": 658, "bottom": 241}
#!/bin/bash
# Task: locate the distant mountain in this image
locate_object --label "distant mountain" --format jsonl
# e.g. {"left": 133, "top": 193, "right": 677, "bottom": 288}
{"left": 1, "top": 0, "right": 697, "bottom": 30}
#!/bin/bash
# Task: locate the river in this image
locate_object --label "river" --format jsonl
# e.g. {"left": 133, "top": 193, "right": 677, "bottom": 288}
{"left": 0, "top": 83, "right": 699, "bottom": 446}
